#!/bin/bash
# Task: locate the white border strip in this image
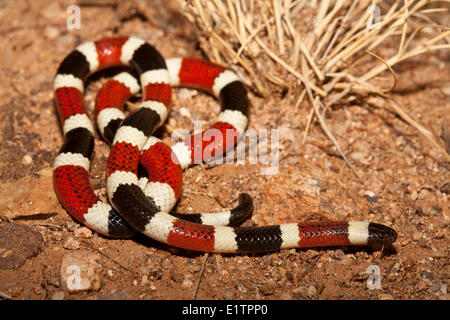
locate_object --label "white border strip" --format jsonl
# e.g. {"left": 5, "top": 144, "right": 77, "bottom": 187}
{"left": 107, "top": 171, "right": 140, "bottom": 197}
{"left": 54, "top": 152, "right": 90, "bottom": 171}
{"left": 97, "top": 108, "right": 125, "bottom": 135}
{"left": 143, "top": 182, "right": 176, "bottom": 213}
{"left": 280, "top": 223, "right": 301, "bottom": 249}
{"left": 84, "top": 201, "right": 112, "bottom": 234}
{"left": 54, "top": 74, "right": 84, "bottom": 92}
{"left": 113, "top": 125, "right": 148, "bottom": 149}
{"left": 144, "top": 212, "right": 177, "bottom": 244}
{"left": 120, "top": 37, "right": 145, "bottom": 65}
{"left": 166, "top": 58, "right": 182, "bottom": 86}
{"left": 63, "top": 113, "right": 94, "bottom": 135}
{"left": 217, "top": 109, "right": 248, "bottom": 134}
{"left": 113, "top": 72, "right": 140, "bottom": 94}
{"left": 171, "top": 142, "right": 191, "bottom": 169}
{"left": 139, "top": 100, "right": 168, "bottom": 124}
{"left": 76, "top": 41, "right": 99, "bottom": 72}
{"left": 213, "top": 227, "right": 238, "bottom": 252}
{"left": 140, "top": 69, "right": 170, "bottom": 87}
{"left": 142, "top": 136, "right": 162, "bottom": 152}
{"left": 348, "top": 221, "right": 370, "bottom": 244}
{"left": 212, "top": 70, "right": 241, "bottom": 96}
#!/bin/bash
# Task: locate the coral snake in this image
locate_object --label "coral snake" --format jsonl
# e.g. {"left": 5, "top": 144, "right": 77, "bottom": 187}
{"left": 53, "top": 36, "right": 397, "bottom": 253}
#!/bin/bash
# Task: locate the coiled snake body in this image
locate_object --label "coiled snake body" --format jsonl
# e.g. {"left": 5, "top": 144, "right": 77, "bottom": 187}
{"left": 53, "top": 36, "right": 397, "bottom": 253}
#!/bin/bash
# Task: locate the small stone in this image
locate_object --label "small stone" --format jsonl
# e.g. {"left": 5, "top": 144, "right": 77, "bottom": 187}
{"left": 285, "top": 271, "right": 294, "bottom": 282}
{"left": 74, "top": 227, "right": 92, "bottom": 238}
{"left": 149, "top": 267, "right": 162, "bottom": 280}
{"left": 237, "top": 283, "right": 247, "bottom": 293}
{"left": 306, "top": 286, "right": 317, "bottom": 298}
{"left": 132, "top": 280, "right": 138, "bottom": 286}
{"left": 391, "top": 262, "right": 401, "bottom": 274}
{"left": 0, "top": 223, "right": 43, "bottom": 270}
{"left": 306, "top": 249, "right": 320, "bottom": 258}
{"left": 141, "top": 275, "right": 148, "bottom": 286}
{"left": 33, "top": 285, "right": 42, "bottom": 295}
{"left": 440, "top": 284, "right": 447, "bottom": 295}
{"left": 170, "top": 273, "right": 184, "bottom": 283}
{"left": 0, "top": 168, "right": 60, "bottom": 220}
{"left": 107, "top": 270, "right": 114, "bottom": 277}
{"left": 441, "top": 82, "right": 450, "bottom": 96}
{"left": 224, "top": 288, "right": 233, "bottom": 299}
{"left": 293, "top": 285, "right": 317, "bottom": 299}
{"left": 21, "top": 154, "right": 33, "bottom": 166}
{"left": 365, "top": 196, "right": 379, "bottom": 203}
{"left": 106, "top": 291, "right": 131, "bottom": 300}
{"left": 63, "top": 237, "right": 80, "bottom": 250}
{"left": 430, "top": 243, "right": 446, "bottom": 258}
{"left": 351, "top": 152, "right": 365, "bottom": 160}
{"left": 430, "top": 281, "right": 440, "bottom": 292}
{"left": 422, "top": 272, "right": 434, "bottom": 281}
{"left": 60, "top": 250, "right": 102, "bottom": 292}
{"left": 440, "top": 182, "right": 450, "bottom": 195}
{"left": 181, "top": 279, "right": 193, "bottom": 289}
{"left": 44, "top": 26, "right": 60, "bottom": 40}
{"left": 417, "top": 280, "right": 429, "bottom": 291}
{"left": 51, "top": 291, "right": 65, "bottom": 300}
{"left": 334, "top": 249, "right": 345, "bottom": 260}
{"left": 138, "top": 266, "right": 150, "bottom": 275}
{"left": 378, "top": 293, "right": 394, "bottom": 300}
{"left": 258, "top": 282, "right": 277, "bottom": 296}
{"left": 161, "top": 257, "right": 174, "bottom": 270}
{"left": 372, "top": 251, "right": 383, "bottom": 259}
{"left": 179, "top": 107, "right": 192, "bottom": 118}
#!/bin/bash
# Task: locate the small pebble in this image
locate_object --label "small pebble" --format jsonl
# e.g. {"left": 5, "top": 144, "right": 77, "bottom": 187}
{"left": 258, "top": 282, "right": 277, "bottom": 296}
{"left": 181, "top": 279, "right": 193, "bottom": 289}
{"left": 293, "top": 286, "right": 317, "bottom": 299}
{"left": 74, "top": 227, "right": 92, "bottom": 238}
{"left": 21, "top": 154, "right": 33, "bottom": 166}
{"left": 334, "top": 249, "right": 345, "bottom": 260}
{"left": 372, "top": 251, "right": 383, "bottom": 259}
{"left": 161, "top": 258, "right": 174, "bottom": 270}
{"left": 440, "top": 182, "right": 450, "bottom": 194}
{"left": 422, "top": 272, "right": 433, "bottom": 281}
{"left": 441, "top": 82, "right": 450, "bottom": 96}
{"left": 417, "top": 280, "right": 429, "bottom": 291}
{"left": 51, "top": 291, "right": 65, "bottom": 300}
{"left": 365, "top": 196, "right": 379, "bottom": 203}
{"left": 139, "top": 266, "right": 150, "bottom": 275}
{"left": 430, "top": 281, "right": 440, "bottom": 292}
{"left": 440, "top": 284, "right": 447, "bottom": 295}
{"left": 306, "top": 249, "right": 320, "bottom": 258}
{"left": 141, "top": 275, "right": 148, "bottom": 286}
{"left": 391, "top": 262, "right": 401, "bottom": 274}
{"left": 63, "top": 237, "right": 80, "bottom": 250}
{"left": 224, "top": 288, "right": 233, "bottom": 299}
{"left": 170, "top": 273, "right": 184, "bottom": 283}
{"left": 306, "top": 286, "right": 317, "bottom": 298}
{"left": 115, "top": 291, "right": 131, "bottom": 300}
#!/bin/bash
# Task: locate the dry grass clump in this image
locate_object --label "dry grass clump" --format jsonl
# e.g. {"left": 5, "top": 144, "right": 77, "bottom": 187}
{"left": 178, "top": 0, "right": 450, "bottom": 171}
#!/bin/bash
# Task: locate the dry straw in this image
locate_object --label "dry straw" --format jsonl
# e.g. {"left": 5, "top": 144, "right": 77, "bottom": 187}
{"left": 178, "top": 0, "right": 450, "bottom": 172}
